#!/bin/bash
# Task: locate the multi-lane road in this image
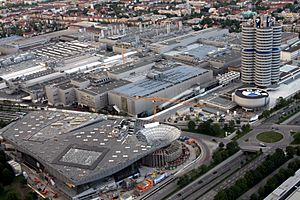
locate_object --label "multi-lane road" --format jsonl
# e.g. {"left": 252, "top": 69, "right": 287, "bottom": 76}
{"left": 171, "top": 152, "right": 246, "bottom": 200}
{"left": 157, "top": 102, "right": 300, "bottom": 200}
{"left": 137, "top": 132, "right": 215, "bottom": 200}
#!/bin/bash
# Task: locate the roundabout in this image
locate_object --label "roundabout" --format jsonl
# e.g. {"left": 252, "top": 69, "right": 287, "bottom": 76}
{"left": 256, "top": 131, "right": 283, "bottom": 143}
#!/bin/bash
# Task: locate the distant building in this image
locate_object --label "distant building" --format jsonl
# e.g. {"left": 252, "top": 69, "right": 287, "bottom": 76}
{"left": 281, "top": 43, "right": 300, "bottom": 62}
{"left": 241, "top": 15, "right": 282, "bottom": 87}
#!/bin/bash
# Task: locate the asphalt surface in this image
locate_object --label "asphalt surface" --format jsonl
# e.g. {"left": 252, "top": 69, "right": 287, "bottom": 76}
{"left": 263, "top": 100, "right": 300, "bottom": 125}
{"left": 166, "top": 151, "right": 245, "bottom": 200}
{"left": 167, "top": 101, "right": 300, "bottom": 200}
{"left": 199, "top": 150, "right": 272, "bottom": 200}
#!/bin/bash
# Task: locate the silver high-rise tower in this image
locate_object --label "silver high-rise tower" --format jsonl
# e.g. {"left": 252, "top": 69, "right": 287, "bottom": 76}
{"left": 241, "top": 15, "right": 281, "bottom": 87}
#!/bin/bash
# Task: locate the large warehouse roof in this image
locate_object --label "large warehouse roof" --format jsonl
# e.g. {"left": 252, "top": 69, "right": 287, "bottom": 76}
{"left": 2, "top": 111, "right": 180, "bottom": 186}
{"left": 112, "top": 65, "right": 209, "bottom": 97}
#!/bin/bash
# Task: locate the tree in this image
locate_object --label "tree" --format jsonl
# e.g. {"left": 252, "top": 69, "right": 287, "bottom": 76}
{"left": 1, "top": 168, "right": 14, "bottom": 185}
{"left": 5, "top": 191, "right": 21, "bottom": 200}
{"left": 214, "top": 190, "right": 228, "bottom": 200}
{"left": 241, "top": 124, "right": 251, "bottom": 133}
{"left": 228, "top": 120, "right": 235, "bottom": 132}
{"left": 200, "top": 17, "right": 213, "bottom": 27}
{"left": 219, "top": 142, "right": 225, "bottom": 148}
{"left": 286, "top": 146, "right": 296, "bottom": 158}
{"left": 250, "top": 193, "right": 259, "bottom": 200}
{"left": 188, "top": 120, "right": 196, "bottom": 130}
{"left": 261, "top": 110, "right": 271, "bottom": 118}
{"left": 258, "top": 187, "right": 265, "bottom": 197}
{"left": 295, "top": 146, "right": 300, "bottom": 156}
{"left": 25, "top": 192, "right": 38, "bottom": 200}
{"left": 226, "top": 141, "right": 240, "bottom": 155}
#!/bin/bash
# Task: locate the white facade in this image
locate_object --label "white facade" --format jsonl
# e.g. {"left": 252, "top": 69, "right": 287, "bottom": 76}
{"left": 281, "top": 45, "right": 300, "bottom": 62}
{"left": 232, "top": 88, "right": 270, "bottom": 109}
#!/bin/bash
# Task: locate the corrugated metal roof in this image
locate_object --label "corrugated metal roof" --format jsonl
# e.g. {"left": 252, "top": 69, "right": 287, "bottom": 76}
{"left": 113, "top": 65, "right": 208, "bottom": 97}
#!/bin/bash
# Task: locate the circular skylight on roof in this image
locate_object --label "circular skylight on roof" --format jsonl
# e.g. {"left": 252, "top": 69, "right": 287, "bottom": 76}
{"left": 137, "top": 124, "right": 181, "bottom": 146}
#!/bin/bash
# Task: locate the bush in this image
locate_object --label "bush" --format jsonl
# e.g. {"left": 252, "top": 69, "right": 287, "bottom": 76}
{"left": 4, "top": 191, "right": 21, "bottom": 200}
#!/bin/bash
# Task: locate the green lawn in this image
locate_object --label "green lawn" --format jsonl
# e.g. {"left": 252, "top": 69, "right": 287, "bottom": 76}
{"left": 256, "top": 131, "right": 283, "bottom": 143}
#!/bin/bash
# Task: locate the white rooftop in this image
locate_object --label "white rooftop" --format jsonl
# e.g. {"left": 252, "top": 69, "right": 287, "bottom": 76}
{"left": 280, "top": 65, "right": 298, "bottom": 73}
{"left": 268, "top": 77, "right": 300, "bottom": 108}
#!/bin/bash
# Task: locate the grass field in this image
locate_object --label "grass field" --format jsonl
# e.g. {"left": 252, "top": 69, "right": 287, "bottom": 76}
{"left": 256, "top": 131, "right": 283, "bottom": 143}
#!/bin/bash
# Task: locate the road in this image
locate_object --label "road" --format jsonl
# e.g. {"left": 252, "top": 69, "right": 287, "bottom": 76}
{"left": 168, "top": 107, "right": 300, "bottom": 200}
{"left": 166, "top": 151, "right": 244, "bottom": 200}
{"left": 263, "top": 100, "right": 300, "bottom": 125}
{"left": 182, "top": 131, "right": 230, "bottom": 145}
{"left": 199, "top": 150, "right": 272, "bottom": 200}
{"left": 137, "top": 134, "right": 213, "bottom": 200}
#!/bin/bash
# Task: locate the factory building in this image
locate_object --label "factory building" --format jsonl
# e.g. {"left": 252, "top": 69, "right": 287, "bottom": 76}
{"left": 150, "top": 28, "right": 229, "bottom": 54}
{"left": 108, "top": 65, "right": 213, "bottom": 116}
{"left": 0, "top": 29, "right": 80, "bottom": 55}
{"left": 241, "top": 15, "right": 282, "bottom": 87}
{"left": 45, "top": 73, "right": 130, "bottom": 112}
{"left": 107, "top": 58, "right": 156, "bottom": 80}
{"left": 208, "top": 50, "right": 241, "bottom": 75}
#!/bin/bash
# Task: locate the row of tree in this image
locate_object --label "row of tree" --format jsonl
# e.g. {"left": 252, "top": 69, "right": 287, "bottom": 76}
{"left": 177, "top": 141, "right": 240, "bottom": 188}
{"left": 250, "top": 158, "right": 300, "bottom": 200}
{"left": 259, "top": 94, "right": 300, "bottom": 119}
{"left": 194, "top": 17, "right": 241, "bottom": 33}
{"left": 214, "top": 148, "right": 291, "bottom": 200}
{"left": 188, "top": 119, "right": 239, "bottom": 137}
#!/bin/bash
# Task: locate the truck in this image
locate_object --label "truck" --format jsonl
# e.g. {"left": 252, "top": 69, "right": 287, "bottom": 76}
{"left": 136, "top": 179, "right": 153, "bottom": 192}
{"left": 153, "top": 173, "right": 167, "bottom": 185}
{"left": 179, "top": 136, "right": 189, "bottom": 142}
{"left": 186, "top": 138, "right": 195, "bottom": 145}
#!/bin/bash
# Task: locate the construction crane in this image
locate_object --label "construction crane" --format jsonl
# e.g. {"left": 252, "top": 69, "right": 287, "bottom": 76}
{"left": 135, "top": 96, "right": 206, "bottom": 121}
